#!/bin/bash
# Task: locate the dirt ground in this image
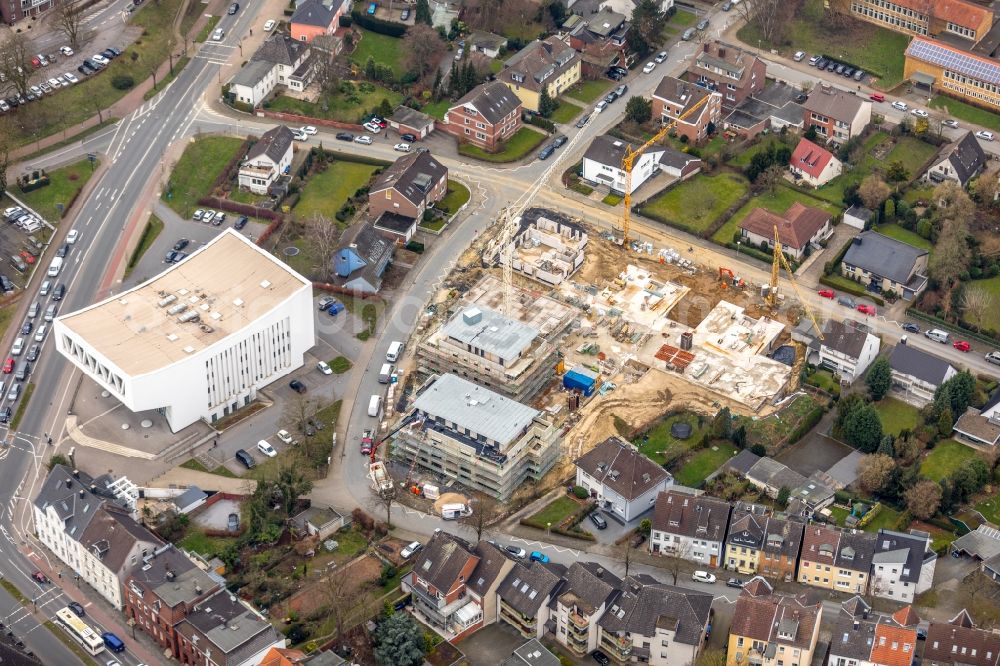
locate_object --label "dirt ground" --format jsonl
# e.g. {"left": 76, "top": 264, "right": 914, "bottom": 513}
{"left": 279, "top": 554, "right": 382, "bottom": 616}
{"left": 432, "top": 492, "right": 470, "bottom": 514}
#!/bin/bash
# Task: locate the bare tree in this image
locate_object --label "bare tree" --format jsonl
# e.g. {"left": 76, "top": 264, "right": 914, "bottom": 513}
{"left": 459, "top": 493, "right": 502, "bottom": 542}
{"left": 304, "top": 213, "right": 341, "bottom": 279}
{"left": 311, "top": 35, "right": 342, "bottom": 97}
{"left": 959, "top": 571, "right": 1000, "bottom": 629}
{"left": 733, "top": 0, "right": 794, "bottom": 45}
{"left": 857, "top": 453, "right": 895, "bottom": 493}
{"left": 321, "top": 564, "right": 375, "bottom": 643}
{"left": 961, "top": 286, "right": 994, "bottom": 328}
{"left": 53, "top": 0, "right": 88, "bottom": 50}
{"left": 904, "top": 479, "right": 942, "bottom": 520}
{"left": 0, "top": 33, "right": 35, "bottom": 97}
{"left": 368, "top": 485, "right": 398, "bottom": 529}
{"left": 758, "top": 164, "right": 784, "bottom": 194}
{"left": 403, "top": 24, "right": 445, "bottom": 80}
{"left": 928, "top": 218, "right": 971, "bottom": 287}
{"left": 933, "top": 180, "right": 975, "bottom": 224}
{"left": 0, "top": 118, "right": 12, "bottom": 198}
{"left": 661, "top": 541, "right": 691, "bottom": 585}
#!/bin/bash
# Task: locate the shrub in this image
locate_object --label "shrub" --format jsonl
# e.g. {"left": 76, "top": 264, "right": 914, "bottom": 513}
{"left": 350, "top": 10, "right": 407, "bottom": 36}
{"left": 112, "top": 74, "right": 135, "bottom": 90}
{"left": 406, "top": 240, "right": 425, "bottom": 253}
{"left": 573, "top": 486, "right": 589, "bottom": 499}
{"left": 750, "top": 443, "right": 767, "bottom": 456}
{"left": 351, "top": 508, "right": 375, "bottom": 532}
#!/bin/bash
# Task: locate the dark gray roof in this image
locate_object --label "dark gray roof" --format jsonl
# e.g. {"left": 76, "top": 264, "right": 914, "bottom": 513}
{"left": 79, "top": 505, "right": 162, "bottom": 574}
{"left": 389, "top": 105, "right": 435, "bottom": 131}
{"left": 843, "top": 232, "right": 928, "bottom": 284}
{"left": 822, "top": 319, "right": 874, "bottom": 360}
{"left": 335, "top": 221, "right": 392, "bottom": 287}
{"left": 291, "top": 0, "right": 344, "bottom": 26}
{"left": 724, "top": 449, "right": 761, "bottom": 476}
{"left": 499, "top": 561, "right": 562, "bottom": 617}
{"left": 252, "top": 33, "right": 308, "bottom": 66}
{"left": 659, "top": 147, "right": 702, "bottom": 171}
{"left": 574, "top": 436, "right": 670, "bottom": 501}
{"left": 599, "top": 576, "right": 712, "bottom": 645}
{"left": 373, "top": 211, "right": 417, "bottom": 234}
{"left": 890, "top": 343, "right": 954, "bottom": 386}
{"left": 583, "top": 134, "right": 631, "bottom": 167}
{"left": 651, "top": 491, "right": 731, "bottom": 543}
{"left": 128, "top": 545, "right": 221, "bottom": 608}
{"left": 246, "top": 125, "right": 294, "bottom": 165}
{"left": 172, "top": 486, "right": 207, "bottom": 510}
{"left": 758, "top": 515, "right": 805, "bottom": 561}
{"left": 941, "top": 131, "right": 987, "bottom": 185}
{"left": 873, "top": 529, "right": 936, "bottom": 583}
{"left": 502, "top": 639, "right": 561, "bottom": 666}
{"left": 452, "top": 81, "right": 522, "bottom": 125}
{"left": 804, "top": 87, "right": 867, "bottom": 123}
{"left": 177, "top": 589, "right": 282, "bottom": 658}
{"left": 727, "top": 509, "right": 766, "bottom": 549}
{"left": 845, "top": 204, "right": 874, "bottom": 222}
{"left": 838, "top": 530, "right": 877, "bottom": 570}
{"left": 231, "top": 59, "right": 275, "bottom": 88}
{"left": 412, "top": 531, "right": 478, "bottom": 595}
{"left": 33, "top": 465, "right": 105, "bottom": 540}
{"left": 371, "top": 151, "right": 447, "bottom": 207}
{"left": 830, "top": 608, "right": 880, "bottom": 661}
{"left": 558, "top": 562, "right": 621, "bottom": 615}
{"left": 469, "top": 541, "right": 511, "bottom": 597}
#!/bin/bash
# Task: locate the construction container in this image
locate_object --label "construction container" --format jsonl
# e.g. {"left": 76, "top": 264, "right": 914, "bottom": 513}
{"left": 680, "top": 331, "right": 694, "bottom": 350}
{"left": 563, "top": 366, "right": 599, "bottom": 397}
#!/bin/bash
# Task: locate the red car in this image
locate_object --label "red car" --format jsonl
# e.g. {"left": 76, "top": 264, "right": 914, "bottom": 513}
{"left": 31, "top": 571, "right": 49, "bottom": 584}
{"left": 360, "top": 428, "right": 374, "bottom": 455}
{"left": 818, "top": 289, "right": 835, "bottom": 299}
{"left": 857, "top": 304, "right": 876, "bottom": 315}
{"left": 19, "top": 251, "right": 34, "bottom": 264}
{"left": 953, "top": 340, "right": 971, "bottom": 352}
{"left": 2, "top": 358, "right": 12, "bottom": 374}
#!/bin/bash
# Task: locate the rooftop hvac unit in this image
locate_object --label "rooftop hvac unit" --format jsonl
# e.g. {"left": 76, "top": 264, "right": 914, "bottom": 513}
{"left": 199, "top": 324, "right": 215, "bottom": 334}
{"left": 177, "top": 310, "right": 200, "bottom": 323}
{"left": 157, "top": 294, "right": 178, "bottom": 308}
{"left": 167, "top": 303, "right": 187, "bottom": 316}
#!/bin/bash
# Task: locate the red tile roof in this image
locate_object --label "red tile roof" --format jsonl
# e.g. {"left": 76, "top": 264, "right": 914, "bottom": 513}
{"left": 791, "top": 138, "right": 837, "bottom": 180}
{"left": 740, "top": 202, "right": 831, "bottom": 250}
{"left": 871, "top": 623, "right": 918, "bottom": 666}
{"left": 892, "top": 606, "right": 920, "bottom": 627}
{"left": 892, "top": 0, "right": 992, "bottom": 29}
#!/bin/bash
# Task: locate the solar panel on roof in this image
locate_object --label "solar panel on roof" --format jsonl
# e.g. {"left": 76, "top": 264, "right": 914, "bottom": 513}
{"left": 908, "top": 39, "right": 1000, "bottom": 84}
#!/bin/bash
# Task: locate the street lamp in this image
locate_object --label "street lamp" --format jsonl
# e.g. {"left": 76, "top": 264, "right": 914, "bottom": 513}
{"left": 736, "top": 241, "right": 741, "bottom": 257}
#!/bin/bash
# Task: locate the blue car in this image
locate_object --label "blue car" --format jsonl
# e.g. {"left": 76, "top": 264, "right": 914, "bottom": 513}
{"left": 326, "top": 300, "right": 345, "bottom": 315}
{"left": 529, "top": 551, "right": 549, "bottom": 563}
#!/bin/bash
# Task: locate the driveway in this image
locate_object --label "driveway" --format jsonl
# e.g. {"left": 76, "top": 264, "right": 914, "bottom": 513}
{"left": 798, "top": 222, "right": 857, "bottom": 286}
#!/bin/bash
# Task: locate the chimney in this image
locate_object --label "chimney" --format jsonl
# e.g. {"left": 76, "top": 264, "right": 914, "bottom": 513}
{"left": 72, "top": 469, "right": 80, "bottom": 478}
{"left": 718, "top": 47, "right": 726, "bottom": 58}
{"left": 79, "top": 490, "right": 85, "bottom": 498}
{"left": 65, "top": 479, "right": 73, "bottom": 489}
{"left": 853, "top": 237, "right": 862, "bottom": 246}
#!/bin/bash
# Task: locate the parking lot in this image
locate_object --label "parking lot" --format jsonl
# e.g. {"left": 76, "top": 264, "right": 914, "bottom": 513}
{"left": 1, "top": 199, "right": 54, "bottom": 291}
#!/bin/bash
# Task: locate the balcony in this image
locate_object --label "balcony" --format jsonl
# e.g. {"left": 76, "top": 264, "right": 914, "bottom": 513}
{"left": 601, "top": 633, "right": 632, "bottom": 661}
{"left": 569, "top": 611, "right": 590, "bottom": 630}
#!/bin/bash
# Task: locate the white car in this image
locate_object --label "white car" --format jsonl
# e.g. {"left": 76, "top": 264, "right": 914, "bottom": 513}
{"left": 59, "top": 46, "right": 74, "bottom": 56}
{"left": 92, "top": 54, "right": 109, "bottom": 65}
{"left": 64, "top": 72, "right": 79, "bottom": 84}
{"left": 355, "top": 135, "right": 373, "bottom": 145}
{"left": 642, "top": 61, "right": 656, "bottom": 74}
{"left": 317, "top": 360, "right": 332, "bottom": 374}
{"left": 793, "top": 50, "right": 805, "bottom": 61}
{"left": 595, "top": 99, "right": 608, "bottom": 113}
{"left": 48, "top": 78, "right": 61, "bottom": 89}
{"left": 276, "top": 429, "right": 294, "bottom": 445}
{"left": 66, "top": 229, "right": 79, "bottom": 244}
{"left": 942, "top": 119, "right": 959, "bottom": 129}
{"left": 910, "top": 108, "right": 929, "bottom": 118}
{"left": 654, "top": 50, "right": 668, "bottom": 63}
{"left": 256, "top": 440, "right": 277, "bottom": 457}
{"left": 692, "top": 570, "right": 717, "bottom": 584}
{"left": 363, "top": 121, "right": 381, "bottom": 133}
{"left": 891, "top": 100, "right": 908, "bottom": 111}
{"left": 393, "top": 143, "right": 411, "bottom": 152}
{"left": 300, "top": 125, "right": 317, "bottom": 135}
{"left": 292, "top": 130, "right": 308, "bottom": 141}
{"left": 401, "top": 541, "right": 422, "bottom": 559}
{"left": 976, "top": 130, "right": 995, "bottom": 141}
{"left": 212, "top": 28, "right": 225, "bottom": 41}
{"left": 263, "top": 19, "right": 276, "bottom": 31}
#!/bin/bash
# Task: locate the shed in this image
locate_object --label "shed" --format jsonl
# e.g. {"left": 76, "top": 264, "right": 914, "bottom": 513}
{"left": 563, "top": 366, "right": 599, "bottom": 397}
{"left": 843, "top": 205, "right": 873, "bottom": 230}
{"left": 172, "top": 486, "right": 208, "bottom": 514}
{"left": 388, "top": 106, "right": 436, "bottom": 139}
{"left": 290, "top": 504, "right": 346, "bottom": 540}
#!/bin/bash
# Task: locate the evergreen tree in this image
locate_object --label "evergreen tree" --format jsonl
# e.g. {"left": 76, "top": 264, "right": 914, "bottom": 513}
{"left": 373, "top": 613, "right": 425, "bottom": 666}
{"left": 712, "top": 407, "right": 733, "bottom": 440}
{"left": 776, "top": 486, "right": 790, "bottom": 508}
{"left": 415, "top": 0, "right": 432, "bottom": 25}
{"left": 877, "top": 434, "right": 894, "bottom": 457}
{"left": 843, "top": 403, "right": 883, "bottom": 453}
{"left": 432, "top": 68, "right": 443, "bottom": 97}
{"left": 865, "top": 356, "right": 892, "bottom": 401}
{"left": 365, "top": 56, "right": 377, "bottom": 80}
{"left": 538, "top": 86, "right": 558, "bottom": 117}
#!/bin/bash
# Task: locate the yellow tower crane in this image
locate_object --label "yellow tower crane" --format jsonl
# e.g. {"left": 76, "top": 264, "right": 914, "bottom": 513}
{"left": 617, "top": 93, "right": 712, "bottom": 245}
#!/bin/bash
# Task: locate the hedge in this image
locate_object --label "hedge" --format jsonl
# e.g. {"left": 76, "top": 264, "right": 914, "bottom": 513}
{"left": 519, "top": 502, "right": 598, "bottom": 542}
{"left": 785, "top": 405, "right": 824, "bottom": 446}
{"left": 823, "top": 236, "right": 856, "bottom": 276}
{"left": 350, "top": 10, "right": 407, "bottom": 37}
{"left": 527, "top": 115, "right": 555, "bottom": 133}
{"left": 819, "top": 275, "right": 886, "bottom": 306}
{"left": 313, "top": 148, "right": 392, "bottom": 168}
{"left": 906, "top": 307, "right": 1000, "bottom": 346}
{"left": 856, "top": 502, "right": 882, "bottom": 528}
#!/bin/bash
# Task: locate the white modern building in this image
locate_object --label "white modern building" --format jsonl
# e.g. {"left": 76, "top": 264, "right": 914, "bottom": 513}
{"left": 871, "top": 529, "right": 937, "bottom": 603}
{"left": 818, "top": 319, "right": 881, "bottom": 384}
{"left": 54, "top": 230, "right": 315, "bottom": 432}
{"left": 574, "top": 436, "right": 673, "bottom": 522}
{"left": 238, "top": 125, "right": 295, "bottom": 194}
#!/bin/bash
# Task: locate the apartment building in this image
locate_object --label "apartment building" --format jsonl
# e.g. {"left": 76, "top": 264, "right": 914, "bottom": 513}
{"left": 685, "top": 41, "right": 766, "bottom": 109}
{"left": 553, "top": 562, "right": 622, "bottom": 656}
{"left": 724, "top": 506, "right": 804, "bottom": 581}
{"left": 175, "top": 591, "right": 285, "bottom": 666}
{"left": 818, "top": 319, "right": 882, "bottom": 384}
{"left": 870, "top": 529, "right": 937, "bottom": 603}
{"left": 798, "top": 525, "right": 877, "bottom": 595}
{"left": 649, "top": 491, "right": 731, "bottom": 567}
{"left": 924, "top": 609, "right": 1000, "bottom": 666}
{"left": 442, "top": 81, "right": 523, "bottom": 152}
{"left": 498, "top": 561, "right": 566, "bottom": 639}
{"left": 829, "top": 597, "right": 920, "bottom": 666}
{"left": 651, "top": 76, "right": 723, "bottom": 144}
{"left": 727, "top": 577, "right": 823, "bottom": 666}
{"left": 500, "top": 36, "right": 582, "bottom": 112}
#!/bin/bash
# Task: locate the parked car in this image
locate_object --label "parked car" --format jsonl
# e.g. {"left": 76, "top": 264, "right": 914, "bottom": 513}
{"left": 589, "top": 512, "right": 608, "bottom": 529}
{"left": 642, "top": 61, "right": 656, "bottom": 74}
{"left": 592, "top": 652, "right": 611, "bottom": 666}
{"left": 654, "top": 51, "right": 668, "bottom": 63}
{"left": 538, "top": 145, "right": 555, "bottom": 160}
{"left": 263, "top": 19, "right": 276, "bottom": 31}
{"left": 575, "top": 114, "right": 590, "bottom": 128}
{"left": 910, "top": 108, "right": 929, "bottom": 118}
{"left": 857, "top": 304, "right": 876, "bottom": 315}
{"left": 692, "top": 571, "right": 717, "bottom": 584}
{"left": 902, "top": 323, "right": 920, "bottom": 333}
{"left": 92, "top": 53, "right": 109, "bottom": 65}
{"left": 393, "top": 143, "right": 411, "bottom": 152}
{"left": 985, "top": 351, "right": 1000, "bottom": 365}
{"left": 66, "top": 229, "right": 79, "bottom": 244}
{"left": 59, "top": 46, "right": 74, "bottom": 56}
{"left": 726, "top": 578, "right": 745, "bottom": 588}
{"left": 529, "top": 551, "right": 550, "bottom": 563}
{"left": 355, "top": 135, "right": 373, "bottom": 145}
{"left": 818, "top": 289, "right": 835, "bottom": 299}
{"left": 953, "top": 340, "right": 972, "bottom": 352}
{"left": 228, "top": 2, "right": 239, "bottom": 14}
{"left": 942, "top": 119, "right": 960, "bottom": 129}
{"left": 400, "top": 7, "right": 410, "bottom": 19}
{"left": 976, "top": 130, "right": 995, "bottom": 141}
{"left": 68, "top": 602, "right": 85, "bottom": 617}
{"left": 52, "top": 284, "right": 66, "bottom": 301}
{"left": 211, "top": 28, "right": 224, "bottom": 41}
{"left": 31, "top": 571, "right": 49, "bottom": 584}
{"left": 595, "top": 100, "right": 608, "bottom": 113}
{"left": 235, "top": 449, "right": 255, "bottom": 469}
{"left": 891, "top": 100, "right": 908, "bottom": 111}
{"left": 400, "top": 133, "right": 417, "bottom": 142}
{"left": 2, "top": 358, "right": 13, "bottom": 374}
{"left": 682, "top": 27, "right": 696, "bottom": 40}
{"left": 552, "top": 134, "right": 568, "bottom": 148}
{"left": 363, "top": 121, "right": 381, "bottom": 133}
{"left": 808, "top": 55, "right": 820, "bottom": 66}
{"left": 317, "top": 360, "right": 332, "bottom": 375}
{"left": 696, "top": 17, "right": 709, "bottom": 30}
{"left": 227, "top": 513, "right": 239, "bottom": 531}
{"left": 814, "top": 57, "right": 828, "bottom": 69}
{"left": 853, "top": 69, "right": 866, "bottom": 81}
{"left": 300, "top": 125, "right": 317, "bottom": 135}
{"left": 793, "top": 51, "right": 805, "bottom": 61}
{"left": 400, "top": 542, "right": 422, "bottom": 559}
{"left": 257, "top": 440, "right": 277, "bottom": 457}
{"left": 64, "top": 72, "right": 79, "bottom": 84}
{"left": 289, "top": 379, "right": 307, "bottom": 393}
{"left": 335, "top": 132, "right": 354, "bottom": 141}
{"left": 837, "top": 295, "right": 857, "bottom": 308}
{"left": 276, "top": 429, "right": 294, "bottom": 445}
{"left": 361, "top": 429, "right": 374, "bottom": 455}
{"left": 503, "top": 545, "right": 526, "bottom": 559}
{"left": 234, "top": 216, "right": 248, "bottom": 230}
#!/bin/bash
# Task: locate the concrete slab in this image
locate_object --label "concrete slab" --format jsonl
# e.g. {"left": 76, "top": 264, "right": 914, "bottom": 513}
{"left": 464, "top": 274, "right": 577, "bottom": 336}
{"left": 192, "top": 498, "right": 243, "bottom": 530}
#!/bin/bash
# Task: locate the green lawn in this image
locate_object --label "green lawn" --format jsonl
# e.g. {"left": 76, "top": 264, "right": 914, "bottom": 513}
{"left": 294, "top": 161, "right": 379, "bottom": 220}
{"left": 728, "top": 135, "right": 795, "bottom": 168}
{"left": 812, "top": 133, "right": 938, "bottom": 204}
{"left": 180, "top": 528, "right": 238, "bottom": 557}
{"left": 964, "top": 275, "right": 1000, "bottom": 331}
{"left": 421, "top": 99, "right": 451, "bottom": 120}
{"left": 873, "top": 224, "right": 932, "bottom": 252}
{"left": 194, "top": 15, "right": 219, "bottom": 43}
{"left": 736, "top": 0, "right": 909, "bottom": 88}
{"left": 641, "top": 173, "right": 749, "bottom": 234}
{"left": 529, "top": 496, "right": 580, "bottom": 527}
{"left": 603, "top": 194, "right": 622, "bottom": 205}
{"left": 143, "top": 55, "right": 191, "bottom": 101}
{"left": 670, "top": 9, "right": 698, "bottom": 27}
{"left": 551, "top": 99, "right": 583, "bottom": 124}
{"left": 828, "top": 505, "right": 851, "bottom": 526}
{"left": 436, "top": 180, "right": 471, "bottom": 214}
{"left": 711, "top": 184, "right": 842, "bottom": 245}
{"left": 163, "top": 136, "right": 244, "bottom": 217}
{"left": 458, "top": 127, "right": 546, "bottom": 162}
{"left": 805, "top": 368, "right": 840, "bottom": 395}
{"left": 350, "top": 28, "right": 405, "bottom": 78}
{"left": 975, "top": 495, "right": 1000, "bottom": 525}
{"left": 875, "top": 397, "right": 921, "bottom": 436}
{"left": 920, "top": 439, "right": 980, "bottom": 482}
{"left": 268, "top": 82, "right": 403, "bottom": 124}
{"left": 675, "top": 442, "right": 739, "bottom": 487}
{"left": 330, "top": 356, "right": 352, "bottom": 373}
{"left": 16, "top": 158, "right": 97, "bottom": 222}
{"left": 124, "top": 214, "right": 164, "bottom": 278}
{"left": 930, "top": 95, "right": 1000, "bottom": 134}
{"left": 566, "top": 80, "right": 613, "bottom": 104}
{"left": 637, "top": 413, "right": 707, "bottom": 466}
{"left": 863, "top": 505, "right": 902, "bottom": 533}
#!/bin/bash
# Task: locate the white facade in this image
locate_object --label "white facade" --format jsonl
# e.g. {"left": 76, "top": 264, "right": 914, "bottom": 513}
{"left": 598, "top": 620, "right": 701, "bottom": 666}
{"left": 54, "top": 231, "right": 315, "bottom": 432}
{"left": 819, "top": 332, "right": 880, "bottom": 383}
{"left": 238, "top": 141, "right": 293, "bottom": 194}
{"left": 790, "top": 156, "right": 843, "bottom": 188}
{"left": 871, "top": 557, "right": 935, "bottom": 603}
{"left": 554, "top": 599, "right": 606, "bottom": 655}
{"left": 230, "top": 64, "right": 278, "bottom": 108}
{"left": 575, "top": 467, "right": 671, "bottom": 522}
{"left": 35, "top": 503, "right": 121, "bottom": 609}
{"left": 650, "top": 530, "right": 725, "bottom": 567}
{"left": 891, "top": 365, "right": 956, "bottom": 407}
{"left": 582, "top": 149, "right": 663, "bottom": 194}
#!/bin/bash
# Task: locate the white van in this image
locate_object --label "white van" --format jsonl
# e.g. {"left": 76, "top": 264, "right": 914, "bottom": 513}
{"left": 378, "top": 363, "right": 393, "bottom": 384}
{"left": 441, "top": 503, "right": 470, "bottom": 520}
{"left": 11, "top": 337, "right": 23, "bottom": 356}
{"left": 47, "top": 257, "right": 63, "bottom": 277}
{"left": 386, "top": 341, "right": 403, "bottom": 362}
{"left": 925, "top": 329, "right": 950, "bottom": 343}
{"left": 368, "top": 395, "right": 383, "bottom": 417}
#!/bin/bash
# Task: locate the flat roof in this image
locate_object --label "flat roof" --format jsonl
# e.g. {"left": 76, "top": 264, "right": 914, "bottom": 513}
{"left": 413, "top": 373, "right": 540, "bottom": 445}
{"left": 441, "top": 306, "right": 538, "bottom": 362}
{"left": 57, "top": 230, "right": 310, "bottom": 376}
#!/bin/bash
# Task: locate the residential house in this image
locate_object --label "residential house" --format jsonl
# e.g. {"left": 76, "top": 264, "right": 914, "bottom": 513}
{"left": 738, "top": 202, "right": 832, "bottom": 261}
{"left": 175, "top": 589, "right": 285, "bottom": 666}
{"left": 844, "top": 204, "right": 874, "bottom": 230}
{"left": 723, "top": 82, "right": 806, "bottom": 139}
{"left": 33, "top": 466, "right": 162, "bottom": 611}
{"left": 260, "top": 647, "right": 346, "bottom": 665}
{"left": 582, "top": 134, "right": 701, "bottom": 193}
{"left": 649, "top": 490, "right": 732, "bottom": 568}
{"left": 574, "top": 436, "right": 674, "bottom": 522}
{"left": 497, "top": 561, "right": 566, "bottom": 638}
{"left": 789, "top": 138, "right": 843, "bottom": 188}
{"left": 230, "top": 33, "right": 313, "bottom": 108}
{"left": 686, "top": 41, "right": 766, "bottom": 110}
{"left": 468, "top": 31, "right": 508, "bottom": 58}
{"left": 500, "top": 36, "right": 582, "bottom": 112}
{"left": 726, "top": 577, "right": 823, "bottom": 666}
{"left": 889, "top": 342, "right": 957, "bottom": 406}
{"left": 905, "top": 38, "right": 1000, "bottom": 113}
{"left": 467, "top": 540, "right": 516, "bottom": 628}
{"left": 651, "top": 76, "right": 722, "bottom": 144}
{"left": 953, "top": 388, "right": 1000, "bottom": 447}
{"left": 388, "top": 106, "right": 436, "bottom": 140}
{"left": 951, "top": 524, "right": 1000, "bottom": 564}
{"left": 818, "top": 319, "right": 881, "bottom": 383}
{"left": 442, "top": 81, "right": 523, "bottom": 152}
{"left": 402, "top": 531, "right": 484, "bottom": 639}
{"left": 849, "top": 0, "right": 992, "bottom": 44}
{"left": 798, "top": 525, "right": 876, "bottom": 595}
{"left": 925, "top": 131, "right": 987, "bottom": 187}
{"left": 290, "top": 0, "right": 347, "bottom": 43}
{"left": 722, "top": 451, "right": 835, "bottom": 513}
{"left": 871, "top": 529, "right": 937, "bottom": 603}
{"left": 842, "top": 232, "right": 929, "bottom": 299}
{"left": 124, "top": 544, "right": 224, "bottom": 657}
{"left": 238, "top": 125, "right": 295, "bottom": 195}
{"left": 724, "top": 506, "right": 804, "bottom": 581}
{"left": 369, "top": 151, "right": 448, "bottom": 221}
{"left": 923, "top": 609, "right": 1000, "bottom": 666}
{"left": 553, "top": 562, "right": 622, "bottom": 656}
{"left": 803, "top": 86, "right": 872, "bottom": 144}
{"left": 597, "top": 574, "right": 713, "bottom": 666}
{"left": 564, "top": 9, "right": 629, "bottom": 78}
{"left": 330, "top": 221, "right": 393, "bottom": 293}
{"left": 829, "top": 597, "right": 920, "bottom": 666}
{"left": 502, "top": 639, "right": 561, "bottom": 666}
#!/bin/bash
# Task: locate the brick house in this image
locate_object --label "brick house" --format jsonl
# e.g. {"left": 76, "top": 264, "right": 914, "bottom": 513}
{"left": 739, "top": 202, "right": 833, "bottom": 261}
{"left": 924, "top": 609, "right": 1000, "bottom": 666}
{"left": 685, "top": 41, "right": 765, "bottom": 110}
{"left": 803, "top": 86, "right": 872, "bottom": 145}
{"left": 290, "top": 0, "right": 348, "bottom": 43}
{"left": 402, "top": 531, "right": 484, "bottom": 639}
{"left": 442, "top": 81, "right": 523, "bottom": 152}
{"left": 369, "top": 151, "right": 448, "bottom": 220}
{"left": 651, "top": 76, "right": 723, "bottom": 144}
